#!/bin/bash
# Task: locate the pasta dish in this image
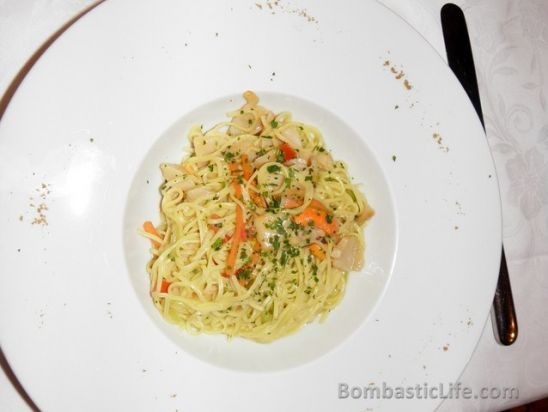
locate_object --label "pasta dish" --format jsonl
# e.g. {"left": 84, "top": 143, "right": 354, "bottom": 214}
{"left": 142, "top": 91, "right": 374, "bottom": 343}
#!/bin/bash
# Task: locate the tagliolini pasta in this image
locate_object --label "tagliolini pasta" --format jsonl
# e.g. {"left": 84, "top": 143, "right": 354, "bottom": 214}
{"left": 142, "top": 91, "right": 374, "bottom": 343}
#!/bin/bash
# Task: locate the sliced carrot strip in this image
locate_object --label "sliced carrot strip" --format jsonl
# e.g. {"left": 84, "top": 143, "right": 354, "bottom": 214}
{"left": 229, "top": 162, "right": 240, "bottom": 174}
{"left": 309, "top": 199, "right": 327, "bottom": 211}
{"left": 224, "top": 205, "right": 245, "bottom": 277}
{"left": 279, "top": 143, "right": 297, "bottom": 161}
{"left": 241, "top": 154, "right": 253, "bottom": 180}
{"left": 143, "top": 221, "right": 162, "bottom": 248}
{"left": 232, "top": 180, "right": 242, "bottom": 200}
{"left": 294, "top": 201, "right": 337, "bottom": 235}
{"left": 309, "top": 243, "right": 326, "bottom": 261}
{"left": 160, "top": 279, "right": 170, "bottom": 293}
{"left": 249, "top": 189, "right": 267, "bottom": 208}
{"left": 251, "top": 239, "right": 261, "bottom": 265}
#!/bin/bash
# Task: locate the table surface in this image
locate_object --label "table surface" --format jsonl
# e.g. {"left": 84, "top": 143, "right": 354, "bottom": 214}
{"left": 1, "top": 1, "right": 547, "bottom": 411}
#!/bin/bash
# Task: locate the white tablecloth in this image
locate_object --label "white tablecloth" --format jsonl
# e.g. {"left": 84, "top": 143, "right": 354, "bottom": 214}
{"left": 1, "top": 1, "right": 547, "bottom": 411}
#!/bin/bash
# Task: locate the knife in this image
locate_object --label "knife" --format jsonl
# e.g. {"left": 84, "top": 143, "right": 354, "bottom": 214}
{"left": 441, "top": 3, "right": 518, "bottom": 345}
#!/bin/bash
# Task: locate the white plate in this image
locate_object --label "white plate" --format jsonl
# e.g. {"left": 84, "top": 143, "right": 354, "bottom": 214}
{"left": 0, "top": 0, "right": 501, "bottom": 411}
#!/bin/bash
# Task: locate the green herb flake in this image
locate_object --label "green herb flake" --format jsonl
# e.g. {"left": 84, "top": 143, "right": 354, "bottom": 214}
{"left": 288, "top": 168, "right": 295, "bottom": 178}
{"left": 223, "top": 151, "right": 235, "bottom": 162}
{"left": 280, "top": 251, "right": 287, "bottom": 265}
{"left": 272, "top": 218, "right": 287, "bottom": 235}
{"left": 270, "top": 120, "right": 278, "bottom": 128}
{"left": 212, "top": 238, "right": 223, "bottom": 251}
{"left": 266, "top": 197, "right": 281, "bottom": 212}
{"left": 267, "top": 164, "right": 281, "bottom": 173}
{"left": 286, "top": 245, "right": 300, "bottom": 258}
{"left": 289, "top": 221, "right": 302, "bottom": 232}
{"left": 237, "top": 268, "right": 251, "bottom": 280}
{"left": 272, "top": 235, "right": 281, "bottom": 251}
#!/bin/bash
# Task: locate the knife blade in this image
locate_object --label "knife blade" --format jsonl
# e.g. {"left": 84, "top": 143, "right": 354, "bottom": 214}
{"left": 441, "top": 3, "right": 518, "bottom": 345}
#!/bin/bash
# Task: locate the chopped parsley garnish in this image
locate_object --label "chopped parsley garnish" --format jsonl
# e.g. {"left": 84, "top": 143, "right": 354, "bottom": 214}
{"left": 272, "top": 217, "right": 286, "bottom": 235}
{"left": 256, "top": 148, "right": 266, "bottom": 156}
{"left": 280, "top": 251, "right": 287, "bottom": 265}
{"left": 223, "top": 151, "right": 235, "bottom": 162}
{"left": 270, "top": 120, "right": 278, "bottom": 128}
{"left": 325, "top": 177, "right": 337, "bottom": 182}
{"left": 267, "top": 164, "right": 281, "bottom": 173}
{"left": 285, "top": 244, "right": 300, "bottom": 258}
{"left": 271, "top": 235, "right": 281, "bottom": 251}
{"left": 311, "top": 264, "right": 319, "bottom": 282}
{"left": 266, "top": 197, "right": 281, "bottom": 212}
{"left": 326, "top": 214, "right": 333, "bottom": 224}
{"left": 305, "top": 175, "right": 313, "bottom": 181}
{"left": 237, "top": 268, "right": 251, "bottom": 280}
{"left": 288, "top": 221, "right": 302, "bottom": 232}
{"left": 212, "top": 238, "right": 223, "bottom": 251}
{"left": 284, "top": 177, "right": 291, "bottom": 188}
{"left": 275, "top": 149, "right": 285, "bottom": 163}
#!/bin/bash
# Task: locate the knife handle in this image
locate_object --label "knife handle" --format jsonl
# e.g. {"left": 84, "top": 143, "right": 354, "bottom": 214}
{"left": 441, "top": 3, "right": 518, "bottom": 345}
{"left": 492, "top": 247, "right": 518, "bottom": 345}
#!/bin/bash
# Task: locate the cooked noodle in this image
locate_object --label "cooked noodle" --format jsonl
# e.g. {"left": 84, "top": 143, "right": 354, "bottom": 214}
{"left": 142, "top": 91, "right": 374, "bottom": 343}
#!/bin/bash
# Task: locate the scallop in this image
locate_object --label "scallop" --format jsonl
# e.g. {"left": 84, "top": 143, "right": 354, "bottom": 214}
{"left": 278, "top": 125, "right": 302, "bottom": 148}
{"left": 160, "top": 163, "right": 186, "bottom": 181}
{"left": 332, "top": 236, "right": 363, "bottom": 272}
